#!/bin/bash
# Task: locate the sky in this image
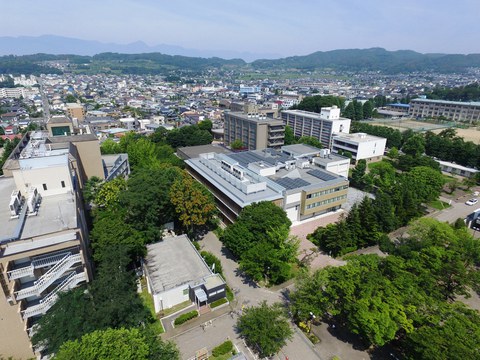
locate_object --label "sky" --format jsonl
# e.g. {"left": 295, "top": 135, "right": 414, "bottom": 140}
{"left": 3, "top": 0, "right": 480, "bottom": 57}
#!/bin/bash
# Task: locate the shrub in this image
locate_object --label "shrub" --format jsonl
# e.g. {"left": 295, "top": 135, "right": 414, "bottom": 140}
{"left": 192, "top": 241, "right": 201, "bottom": 251}
{"left": 200, "top": 251, "right": 223, "bottom": 276}
{"left": 212, "top": 340, "right": 233, "bottom": 357}
{"left": 210, "top": 297, "right": 228, "bottom": 308}
{"left": 174, "top": 310, "right": 198, "bottom": 326}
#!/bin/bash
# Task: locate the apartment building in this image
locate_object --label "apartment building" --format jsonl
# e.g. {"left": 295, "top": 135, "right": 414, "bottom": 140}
{"left": 185, "top": 148, "right": 348, "bottom": 225}
{"left": 281, "top": 107, "right": 351, "bottom": 148}
{"left": 0, "top": 131, "right": 95, "bottom": 358}
{"left": 409, "top": 98, "right": 480, "bottom": 122}
{"left": 332, "top": 132, "right": 386, "bottom": 163}
{"left": 224, "top": 111, "right": 285, "bottom": 150}
{"left": 65, "top": 103, "right": 86, "bottom": 122}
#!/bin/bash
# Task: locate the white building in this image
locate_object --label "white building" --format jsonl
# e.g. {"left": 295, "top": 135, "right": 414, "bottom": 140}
{"left": 332, "top": 132, "right": 386, "bottom": 163}
{"left": 143, "top": 235, "right": 226, "bottom": 312}
{"left": 436, "top": 160, "right": 478, "bottom": 178}
{"left": 281, "top": 107, "right": 351, "bottom": 149}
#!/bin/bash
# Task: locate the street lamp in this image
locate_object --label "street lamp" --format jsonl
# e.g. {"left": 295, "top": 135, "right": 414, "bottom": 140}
{"left": 309, "top": 312, "right": 316, "bottom": 332}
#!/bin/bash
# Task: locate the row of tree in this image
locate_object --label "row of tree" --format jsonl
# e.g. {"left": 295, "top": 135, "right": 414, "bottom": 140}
{"left": 32, "top": 128, "right": 220, "bottom": 357}
{"left": 425, "top": 82, "right": 480, "bottom": 102}
{"left": 292, "top": 218, "right": 480, "bottom": 359}
{"left": 353, "top": 122, "right": 480, "bottom": 170}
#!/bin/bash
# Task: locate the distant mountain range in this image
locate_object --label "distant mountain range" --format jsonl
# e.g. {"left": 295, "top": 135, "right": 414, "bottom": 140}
{"left": 1, "top": 35, "right": 480, "bottom": 74}
{"left": 0, "top": 35, "right": 279, "bottom": 62}
{"left": 250, "top": 48, "right": 480, "bottom": 73}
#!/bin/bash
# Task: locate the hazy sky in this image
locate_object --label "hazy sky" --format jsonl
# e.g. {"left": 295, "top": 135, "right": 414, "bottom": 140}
{"left": 4, "top": 0, "right": 480, "bottom": 56}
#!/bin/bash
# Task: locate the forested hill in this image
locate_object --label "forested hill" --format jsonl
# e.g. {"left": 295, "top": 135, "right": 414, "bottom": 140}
{"left": 1, "top": 48, "right": 480, "bottom": 75}
{"left": 251, "top": 48, "right": 480, "bottom": 73}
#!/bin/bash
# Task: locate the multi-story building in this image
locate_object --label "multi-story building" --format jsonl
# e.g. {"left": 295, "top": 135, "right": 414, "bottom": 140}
{"left": 185, "top": 148, "right": 348, "bottom": 225}
{"left": 65, "top": 103, "right": 86, "bottom": 122}
{"left": 281, "top": 107, "right": 351, "bottom": 148}
{"left": 0, "top": 130, "right": 96, "bottom": 358}
{"left": 224, "top": 111, "right": 285, "bottom": 150}
{"left": 332, "top": 132, "right": 386, "bottom": 163}
{"left": 409, "top": 98, "right": 480, "bottom": 122}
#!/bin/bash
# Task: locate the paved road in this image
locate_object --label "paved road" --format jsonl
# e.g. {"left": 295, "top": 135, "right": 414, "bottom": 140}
{"left": 171, "top": 232, "right": 324, "bottom": 360}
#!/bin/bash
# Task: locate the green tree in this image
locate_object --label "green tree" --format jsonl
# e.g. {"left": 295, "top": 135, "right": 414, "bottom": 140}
{"left": 350, "top": 159, "right": 367, "bottom": 188}
{"left": 100, "top": 139, "right": 121, "bottom": 155}
{"left": 230, "top": 139, "right": 244, "bottom": 150}
{"left": 90, "top": 208, "right": 146, "bottom": 262}
{"left": 89, "top": 246, "right": 151, "bottom": 329}
{"left": 94, "top": 177, "right": 127, "bottom": 209}
{"left": 169, "top": 171, "right": 217, "bottom": 236}
{"left": 54, "top": 327, "right": 179, "bottom": 360}
{"left": 119, "top": 166, "right": 182, "bottom": 241}
{"left": 237, "top": 301, "right": 293, "bottom": 358}
{"left": 343, "top": 102, "right": 355, "bottom": 120}
{"left": 362, "top": 101, "right": 373, "bottom": 119}
{"left": 404, "top": 303, "right": 480, "bottom": 360}
{"left": 197, "top": 119, "right": 212, "bottom": 131}
{"left": 65, "top": 94, "right": 76, "bottom": 103}
{"left": 32, "top": 287, "right": 93, "bottom": 354}
{"left": 55, "top": 328, "right": 149, "bottom": 360}
{"left": 82, "top": 176, "right": 103, "bottom": 204}
{"left": 297, "top": 136, "right": 323, "bottom": 149}
{"left": 240, "top": 225, "right": 299, "bottom": 284}
{"left": 284, "top": 125, "right": 296, "bottom": 145}
{"left": 401, "top": 134, "right": 425, "bottom": 157}
{"left": 354, "top": 100, "right": 364, "bottom": 121}
{"left": 221, "top": 202, "right": 292, "bottom": 258}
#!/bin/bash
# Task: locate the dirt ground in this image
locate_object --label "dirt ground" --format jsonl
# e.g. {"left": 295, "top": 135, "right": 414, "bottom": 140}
{"left": 431, "top": 127, "right": 480, "bottom": 143}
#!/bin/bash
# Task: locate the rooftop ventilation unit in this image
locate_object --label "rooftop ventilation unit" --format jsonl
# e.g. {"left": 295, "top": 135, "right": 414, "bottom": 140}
{"left": 26, "top": 187, "right": 41, "bottom": 216}
{"left": 9, "top": 190, "right": 22, "bottom": 218}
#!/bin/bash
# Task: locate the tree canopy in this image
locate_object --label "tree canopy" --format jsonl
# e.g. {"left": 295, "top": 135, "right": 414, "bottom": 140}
{"left": 237, "top": 301, "right": 293, "bottom": 358}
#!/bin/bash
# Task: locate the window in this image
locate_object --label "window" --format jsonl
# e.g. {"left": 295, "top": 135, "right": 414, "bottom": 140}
{"left": 183, "top": 288, "right": 189, "bottom": 295}
{"left": 61, "top": 181, "right": 65, "bottom": 188}
{"left": 42, "top": 183, "right": 47, "bottom": 191}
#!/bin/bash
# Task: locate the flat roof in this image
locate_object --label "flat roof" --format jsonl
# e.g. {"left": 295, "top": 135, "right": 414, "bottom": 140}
{"left": 281, "top": 109, "right": 350, "bottom": 121}
{"left": 144, "top": 235, "right": 212, "bottom": 293}
{"left": 437, "top": 159, "right": 478, "bottom": 173}
{"left": 225, "top": 111, "right": 283, "bottom": 124}
{"left": 187, "top": 155, "right": 284, "bottom": 208}
{"left": 177, "top": 144, "right": 232, "bottom": 160}
{"left": 411, "top": 98, "right": 480, "bottom": 107}
{"left": 314, "top": 152, "right": 350, "bottom": 165}
{"left": 0, "top": 178, "right": 77, "bottom": 243}
{"left": 333, "top": 132, "right": 386, "bottom": 143}
{"left": 281, "top": 143, "right": 322, "bottom": 157}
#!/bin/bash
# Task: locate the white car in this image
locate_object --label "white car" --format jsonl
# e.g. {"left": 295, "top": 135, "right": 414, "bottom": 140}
{"left": 466, "top": 198, "right": 478, "bottom": 206}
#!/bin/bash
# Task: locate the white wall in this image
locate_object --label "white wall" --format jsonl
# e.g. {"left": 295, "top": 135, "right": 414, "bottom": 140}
{"left": 355, "top": 138, "right": 387, "bottom": 161}
{"left": 153, "top": 284, "right": 190, "bottom": 313}
{"left": 285, "top": 206, "right": 299, "bottom": 222}
{"left": 326, "top": 161, "right": 350, "bottom": 178}
{"left": 331, "top": 119, "right": 351, "bottom": 134}
{"left": 13, "top": 163, "right": 73, "bottom": 196}
{"left": 286, "top": 192, "right": 302, "bottom": 205}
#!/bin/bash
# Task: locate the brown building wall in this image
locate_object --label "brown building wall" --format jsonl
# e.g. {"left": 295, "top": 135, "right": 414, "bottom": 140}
{"left": 72, "top": 140, "right": 105, "bottom": 180}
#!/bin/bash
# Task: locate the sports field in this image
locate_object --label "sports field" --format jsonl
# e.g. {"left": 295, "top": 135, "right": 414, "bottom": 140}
{"left": 365, "top": 118, "right": 480, "bottom": 143}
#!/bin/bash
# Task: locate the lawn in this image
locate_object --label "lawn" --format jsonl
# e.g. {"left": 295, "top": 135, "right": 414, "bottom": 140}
{"left": 428, "top": 199, "right": 451, "bottom": 210}
{"left": 139, "top": 286, "right": 164, "bottom": 334}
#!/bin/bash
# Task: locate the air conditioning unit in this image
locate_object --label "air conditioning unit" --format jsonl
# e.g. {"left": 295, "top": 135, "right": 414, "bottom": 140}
{"left": 9, "top": 190, "right": 22, "bottom": 217}
{"left": 27, "top": 187, "right": 41, "bottom": 216}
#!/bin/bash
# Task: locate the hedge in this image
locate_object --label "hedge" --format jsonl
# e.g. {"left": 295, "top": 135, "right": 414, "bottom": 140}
{"left": 212, "top": 340, "right": 233, "bottom": 357}
{"left": 174, "top": 310, "right": 198, "bottom": 326}
{"left": 210, "top": 297, "right": 228, "bottom": 308}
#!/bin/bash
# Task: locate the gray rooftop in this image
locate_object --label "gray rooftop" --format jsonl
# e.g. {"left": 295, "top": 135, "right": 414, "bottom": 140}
{"left": 177, "top": 144, "right": 232, "bottom": 160}
{"left": 281, "top": 143, "right": 322, "bottom": 157}
{"left": 411, "top": 98, "right": 480, "bottom": 107}
{"left": 144, "top": 235, "right": 213, "bottom": 294}
{"left": 0, "top": 177, "right": 78, "bottom": 245}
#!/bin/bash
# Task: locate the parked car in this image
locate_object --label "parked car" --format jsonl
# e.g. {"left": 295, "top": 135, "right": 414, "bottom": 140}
{"left": 466, "top": 198, "right": 478, "bottom": 206}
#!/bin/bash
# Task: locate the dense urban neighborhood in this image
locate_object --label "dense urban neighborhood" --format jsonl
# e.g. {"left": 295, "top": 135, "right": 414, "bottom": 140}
{"left": 1, "top": 48, "right": 480, "bottom": 360}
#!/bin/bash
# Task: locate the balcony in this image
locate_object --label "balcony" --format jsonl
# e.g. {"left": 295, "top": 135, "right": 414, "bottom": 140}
{"left": 22, "top": 271, "right": 87, "bottom": 319}
{"left": 15, "top": 253, "right": 82, "bottom": 300}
